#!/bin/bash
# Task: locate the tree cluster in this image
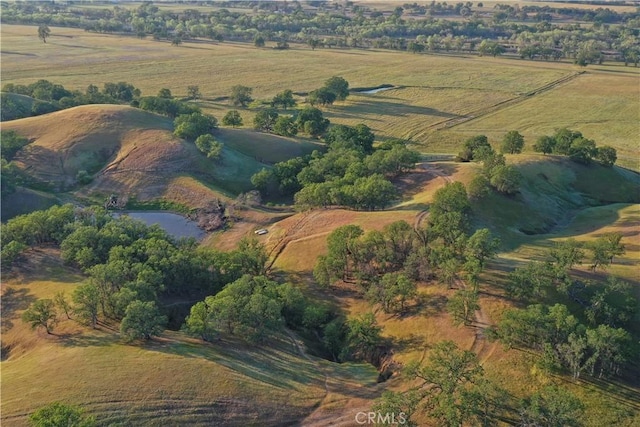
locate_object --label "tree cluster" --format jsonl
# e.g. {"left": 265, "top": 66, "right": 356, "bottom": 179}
{"left": 173, "top": 112, "right": 223, "bottom": 161}
{"left": 374, "top": 340, "right": 582, "bottom": 427}
{"left": 493, "top": 236, "right": 637, "bottom": 379}
{"left": 457, "top": 134, "right": 523, "bottom": 197}
{"left": 5, "top": 204, "right": 275, "bottom": 342}
{"left": 308, "top": 76, "right": 350, "bottom": 107}
{"left": 533, "top": 128, "right": 617, "bottom": 166}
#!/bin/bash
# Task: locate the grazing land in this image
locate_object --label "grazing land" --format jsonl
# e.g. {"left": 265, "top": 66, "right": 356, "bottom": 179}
{"left": 1, "top": 1, "right": 639, "bottom": 425}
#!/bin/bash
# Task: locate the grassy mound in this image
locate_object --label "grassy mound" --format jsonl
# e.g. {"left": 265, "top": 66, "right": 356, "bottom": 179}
{"left": 0, "top": 104, "right": 279, "bottom": 209}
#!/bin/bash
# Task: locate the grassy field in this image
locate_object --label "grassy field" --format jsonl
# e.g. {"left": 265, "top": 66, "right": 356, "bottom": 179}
{"left": 6, "top": 24, "right": 637, "bottom": 165}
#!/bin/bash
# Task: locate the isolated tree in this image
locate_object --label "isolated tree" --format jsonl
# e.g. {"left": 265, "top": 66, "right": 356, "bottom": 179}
{"left": 72, "top": 284, "right": 100, "bottom": 328}
{"left": 533, "top": 135, "right": 555, "bottom": 155}
{"left": 230, "top": 85, "right": 253, "bottom": 107}
{"left": 222, "top": 110, "right": 243, "bottom": 127}
{"left": 595, "top": 145, "right": 617, "bottom": 167}
{"left": 324, "top": 76, "right": 350, "bottom": 101}
{"left": 409, "top": 340, "right": 484, "bottom": 427}
{"left": 120, "top": 300, "right": 166, "bottom": 341}
{"left": 29, "top": 402, "right": 95, "bottom": 427}
{"left": 37, "top": 25, "right": 51, "bottom": 43}
{"left": 500, "top": 130, "right": 525, "bottom": 154}
{"left": 308, "top": 38, "right": 321, "bottom": 50}
{"left": 465, "top": 228, "right": 499, "bottom": 268}
{"left": 22, "top": 299, "right": 58, "bottom": 334}
{"left": 187, "top": 85, "right": 201, "bottom": 100}
{"left": 271, "top": 89, "right": 296, "bottom": 109}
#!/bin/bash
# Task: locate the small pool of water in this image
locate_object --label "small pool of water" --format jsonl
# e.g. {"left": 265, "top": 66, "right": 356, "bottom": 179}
{"left": 359, "top": 86, "right": 395, "bottom": 94}
{"left": 115, "top": 211, "right": 205, "bottom": 240}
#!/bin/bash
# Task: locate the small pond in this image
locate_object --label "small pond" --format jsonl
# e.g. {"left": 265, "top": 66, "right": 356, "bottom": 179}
{"left": 115, "top": 211, "right": 205, "bottom": 240}
{"left": 358, "top": 86, "right": 395, "bottom": 94}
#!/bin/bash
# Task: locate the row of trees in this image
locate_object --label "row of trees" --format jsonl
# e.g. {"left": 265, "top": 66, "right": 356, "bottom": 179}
{"left": 533, "top": 128, "right": 617, "bottom": 166}
{"left": 4, "top": 1, "right": 638, "bottom": 66}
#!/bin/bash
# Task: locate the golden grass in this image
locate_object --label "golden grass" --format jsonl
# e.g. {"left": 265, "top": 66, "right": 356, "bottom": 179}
{"left": 448, "top": 71, "right": 640, "bottom": 169}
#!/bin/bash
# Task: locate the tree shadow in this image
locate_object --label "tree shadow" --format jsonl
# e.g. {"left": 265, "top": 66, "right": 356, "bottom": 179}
{"left": 339, "top": 99, "right": 460, "bottom": 119}
{"left": 392, "top": 334, "right": 427, "bottom": 354}
{"left": 420, "top": 294, "right": 448, "bottom": 316}
{"left": 1, "top": 287, "right": 36, "bottom": 332}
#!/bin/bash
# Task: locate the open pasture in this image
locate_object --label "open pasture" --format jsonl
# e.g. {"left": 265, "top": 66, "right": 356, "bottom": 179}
{"left": 449, "top": 70, "right": 640, "bottom": 170}
{"left": 6, "top": 24, "right": 625, "bottom": 156}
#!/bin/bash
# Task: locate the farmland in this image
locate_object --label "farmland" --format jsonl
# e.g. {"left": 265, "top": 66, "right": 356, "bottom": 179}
{"left": 1, "top": 1, "right": 639, "bottom": 425}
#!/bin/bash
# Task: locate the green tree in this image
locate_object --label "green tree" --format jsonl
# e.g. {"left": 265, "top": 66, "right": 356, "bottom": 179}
{"left": 586, "top": 324, "right": 632, "bottom": 378}
{"left": 253, "top": 108, "right": 279, "bottom": 132}
{"left": 588, "top": 233, "right": 625, "bottom": 271}
{"left": 467, "top": 174, "right": 491, "bottom": 200}
{"left": 457, "top": 135, "right": 492, "bottom": 162}
{"left": 465, "top": 228, "right": 499, "bottom": 269}
{"left": 489, "top": 164, "right": 521, "bottom": 194}
{"left": 157, "top": 88, "right": 172, "bottom": 99}
{"left": 568, "top": 137, "right": 597, "bottom": 164}
{"left": 549, "top": 239, "right": 584, "bottom": 271}
{"left": 195, "top": 134, "right": 223, "bottom": 160}
{"left": 72, "top": 284, "right": 100, "bottom": 328}
{"left": 324, "top": 76, "right": 350, "bottom": 101}
{"left": 187, "top": 85, "right": 201, "bottom": 100}
{"left": 500, "top": 130, "right": 525, "bottom": 154}
{"left": 595, "top": 145, "right": 617, "bottom": 167}
{"left": 533, "top": 135, "right": 556, "bottom": 155}
{"left": 184, "top": 300, "right": 216, "bottom": 341}
{"left": 173, "top": 112, "right": 218, "bottom": 140}
{"left": 22, "top": 299, "right": 58, "bottom": 334}
{"left": 222, "top": 110, "right": 243, "bottom": 127}
{"left": 54, "top": 291, "right": 72, "bottom": 320}
{"left": 29, "top": 402, "right": 95, "bottom": 427}
{"left": 273, "top": 116, "right": 298, "bottom": 137}
{"left": 308, "top": 87, "right": 337, "bottom": 107}
{"left": 341, "top": 312, "right": 383, "bottom": 362}
{"left": 254, "top": 35, "right": 265, "bottom": 48}
{"left": 37, "top": 25, "right": 51, "bottom": 43}
{"left": 230, "top": 85, "right": 253, "bottom": 107}
{"left": 447, "top": 289, "right": 480, "bottom": 326}
{"left": 171, "top": 36, "right": 182, "bottom": 46}
{"left": 519, "top": 386, "right": 584, "bottom": 427}
{"left": 553, "top": 128, "right": 582, "bottom": 155}
{"left": 372, "top": 391, "right": 420, "bottom": 427}
{"left": 1, "top": 130, "right": 30, "bottom": 161}
{"left": 409, "top": 340, "right": 484, "bottom": 427}
{"left": 120, "top": 300, "right": 166, "bottom": 341}
{"left": 271, "top": 89, "right": 296, "bottom": 109}
{"left": 296, "top": 106, "right": 329, "bottom": 137}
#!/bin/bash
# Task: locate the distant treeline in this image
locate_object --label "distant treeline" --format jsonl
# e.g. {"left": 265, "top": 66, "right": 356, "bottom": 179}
{"left": 2, "top": 1, "right": 638, "bottom": 65}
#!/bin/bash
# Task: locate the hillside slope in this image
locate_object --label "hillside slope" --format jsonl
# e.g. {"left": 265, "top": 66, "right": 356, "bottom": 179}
{"left": 1, "top": 104, "right": 274, "bottom": 208}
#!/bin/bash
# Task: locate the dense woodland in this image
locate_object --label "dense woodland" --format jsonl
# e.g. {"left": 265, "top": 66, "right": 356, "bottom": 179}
{"left": 2, "top": 0, "right": 639, "bottom": 65}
